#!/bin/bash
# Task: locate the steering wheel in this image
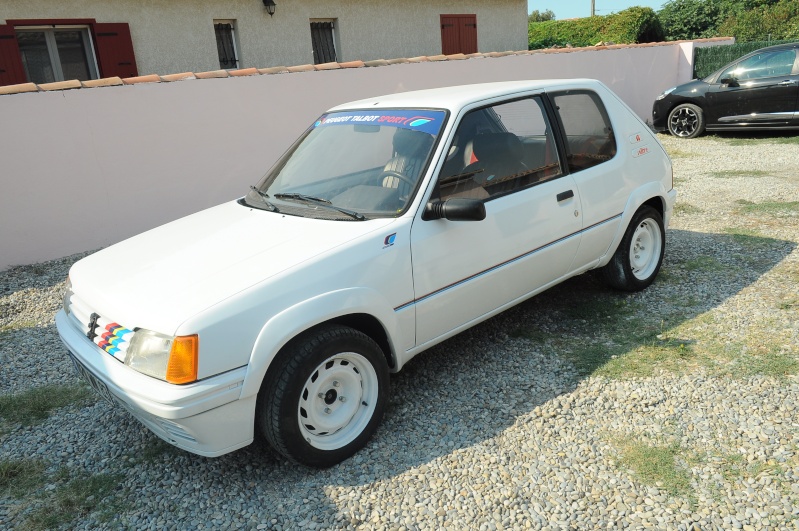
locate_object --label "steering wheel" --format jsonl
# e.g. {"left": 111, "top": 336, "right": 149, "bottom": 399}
{"left": 379, "top": 170, "right": 415, "bottom": 189}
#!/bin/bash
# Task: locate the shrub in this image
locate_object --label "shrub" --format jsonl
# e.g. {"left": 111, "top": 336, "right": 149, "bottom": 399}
{"left": 528, "top": 7, "right": 664, "bottom": 50}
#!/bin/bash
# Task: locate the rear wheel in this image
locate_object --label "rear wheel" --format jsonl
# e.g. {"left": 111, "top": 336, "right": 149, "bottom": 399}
{"left": 601, "top": 206, "right": 665, "bottom": 292}
{"left": 256, "top": 325, "right": 389, "bottom": 468}
{"left": 667, "top": 103, "right": 705, "bottom": 139}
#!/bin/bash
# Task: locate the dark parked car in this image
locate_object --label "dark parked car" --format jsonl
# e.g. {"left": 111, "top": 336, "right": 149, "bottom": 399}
{"left": 653, "top": 42, "right": 799, "bottom": 138}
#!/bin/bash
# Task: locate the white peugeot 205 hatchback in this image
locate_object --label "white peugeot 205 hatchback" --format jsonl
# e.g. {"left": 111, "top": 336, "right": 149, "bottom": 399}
{"left": 57, "top": 79, "right": 675, "bottom": 467}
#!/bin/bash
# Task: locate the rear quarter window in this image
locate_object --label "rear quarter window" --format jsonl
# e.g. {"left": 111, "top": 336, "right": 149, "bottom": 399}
{"left": 550, "top": 90, "right": 617, "bottom": 173}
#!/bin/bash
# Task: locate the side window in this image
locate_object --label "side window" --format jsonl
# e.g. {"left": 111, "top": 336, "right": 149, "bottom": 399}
{"left": 310, "top": 20, "right": 338, "bottom": 64}
{"left": 214, "top": 21, "right": 240, "bottom": 70}
{"left": 437, "top": 97, "right": 561, "bottom": 201}
{"left": 722, "top": 50, "right": 796, "bottom": 81}
{"left": 550, "top": 90, "right": 617, "bottom": 173}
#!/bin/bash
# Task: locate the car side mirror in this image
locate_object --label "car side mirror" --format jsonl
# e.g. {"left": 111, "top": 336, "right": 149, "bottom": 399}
{"left": 423, "top": 198, "right": 486, "bottom": 221}
{"left": 720, "top": 76, "right": 739, "bottom": 87}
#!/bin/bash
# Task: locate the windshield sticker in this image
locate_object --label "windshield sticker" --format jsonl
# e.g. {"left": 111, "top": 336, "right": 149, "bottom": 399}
{"left": 314, "top": 110, "right": 446, "bottom": 136}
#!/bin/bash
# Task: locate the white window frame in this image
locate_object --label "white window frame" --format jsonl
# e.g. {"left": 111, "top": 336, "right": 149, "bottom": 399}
{"left": 15, "top": 25, "right": 99, "bottom": 82}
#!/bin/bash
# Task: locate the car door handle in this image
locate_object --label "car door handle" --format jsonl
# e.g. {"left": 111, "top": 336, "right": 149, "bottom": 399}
{"left": 557, "top": 190, "right": 574, "bottom": 202}
{"left": 778, "top": 80, "right": 797, "bottom": 86}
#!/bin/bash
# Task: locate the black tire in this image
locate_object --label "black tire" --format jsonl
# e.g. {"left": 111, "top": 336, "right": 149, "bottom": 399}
{"left": 256, "top": 325, "right": 389, "bottom": 468}
{"left": 601, "top": 206, "right": 665, "bottom": 292}
{"left": 667, "top": 103, "right": 705, "bottom": 139}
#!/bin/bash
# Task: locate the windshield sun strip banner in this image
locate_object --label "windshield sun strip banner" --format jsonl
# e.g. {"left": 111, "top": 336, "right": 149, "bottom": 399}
{"left": 314, "top": 110, "right": 447, "bottom": 136}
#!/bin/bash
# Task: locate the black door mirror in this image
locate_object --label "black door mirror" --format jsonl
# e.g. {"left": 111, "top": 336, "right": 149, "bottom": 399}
{"left": 423, "top": 198, "right": 486, "bottom": 221}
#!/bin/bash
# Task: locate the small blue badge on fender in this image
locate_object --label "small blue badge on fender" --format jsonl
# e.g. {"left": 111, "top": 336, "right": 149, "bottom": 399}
{"left": 383, "top": 233, "right": 397, "bottom": 248}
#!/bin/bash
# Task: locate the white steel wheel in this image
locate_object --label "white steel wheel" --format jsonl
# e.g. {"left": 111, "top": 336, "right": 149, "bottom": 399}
{"left": 629, "top": 218, "right": 663, "bottom": 281}
{"left": 600, "top": 206, "right": 665, "bottom": 292}
{"left": 298, "top": 352, "right": 379, "bottom": 450}
{"left": 257, "top": 325, "right": 389, "bottom": 468}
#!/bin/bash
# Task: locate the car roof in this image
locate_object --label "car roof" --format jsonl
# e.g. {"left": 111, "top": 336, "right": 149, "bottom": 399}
{"left": 328, "top": 79, "right": 606, "bottom": 113}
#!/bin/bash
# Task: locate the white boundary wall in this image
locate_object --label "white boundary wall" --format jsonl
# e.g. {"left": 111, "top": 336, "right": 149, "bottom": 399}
{"left": 0, "top": 40, "right": 731, "bottom": 270}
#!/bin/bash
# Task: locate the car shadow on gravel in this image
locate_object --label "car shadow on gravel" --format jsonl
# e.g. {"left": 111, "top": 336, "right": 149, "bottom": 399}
{"left": 1, "top": 230, "right": 795, "bottom": 528}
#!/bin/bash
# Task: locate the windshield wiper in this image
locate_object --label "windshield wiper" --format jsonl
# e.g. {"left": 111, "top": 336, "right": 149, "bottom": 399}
{"left": 249, "top": 186, "right": 278, "bottom": 212}
{"left": 274, "top": 193, "right": 365, "bottom": 221}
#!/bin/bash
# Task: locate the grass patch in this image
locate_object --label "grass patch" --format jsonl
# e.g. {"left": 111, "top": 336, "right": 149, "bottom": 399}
{"left": 618, "top": 441, "right": 693, "bottom": 497}
{"left": 735, "top": 200, "right": 799, "bottom": 215}
{"left": 0, "top": 384, "right": 93, "bottom": 426}
{"left": 682, "top": 256, "right": 726, "bottom": 273}
{"left": 721, "top": 227, "right": 782, "bottom": 247}
{"left": 710, "top": 170, "right": 768, "bottom": 178}
{"left": 23, "top": 473, "right": 126, "bottom": 530}
{"left": 0, "top": 459, "right": 48, "bottom": 497}
{"left": 141, "top": 437, "right": 181, "bottom": 462}
{"left": 674, "top": 203, "right": 702, "bottom": 215}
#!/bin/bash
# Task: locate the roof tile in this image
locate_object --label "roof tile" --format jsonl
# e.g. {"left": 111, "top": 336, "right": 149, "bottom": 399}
{"left": 314, "top": 62, "right": 341, "bottom": 71}
{"left": 39, "top": 79, "right": 82, "bottom": 91}
{"left": 386, "top": 58, "right": 410, "bottom": 65}
{"left": 407, "top": 56, "right": 430, "bottom": 63}
{"left": 427, "top": 54, "right": 447, "bottom": 62}
{"left": 160, "top": 72, "right": 196, "bottom": 82}
{"left": 0, "top": 82, "right": 39, "bottom": 95}
{"left": 258, "top": 66, "right": 290, "bottom": 74}
{"left": 81, "top": 77, "right": 124, "bottom": 88}
{"left": 339, "top": 60, "right": 365, "bottom": 69}
{"left": 123, "top": 74, "right": 162, "bottom": 84}
{"left": 194, "top": 70, "right": 230, "bottom": 79}
{"left": 229, "top": 67, "right": 260, "bottom": 77}
{"left": 445, "top": 53, "right": 467, "bottom": 60}
{"left": 286, "top": 64, "right": 315, "bottom": 73}
{"left": 364, "top": 59, "right": 389, "bottom": 67}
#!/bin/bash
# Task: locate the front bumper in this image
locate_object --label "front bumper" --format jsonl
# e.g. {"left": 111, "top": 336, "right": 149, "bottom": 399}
{"left": 651, "top": 99, "right": 669, "bottom": 133}
{"left": 56, "top": 310, "right": 255, "bottom": 457}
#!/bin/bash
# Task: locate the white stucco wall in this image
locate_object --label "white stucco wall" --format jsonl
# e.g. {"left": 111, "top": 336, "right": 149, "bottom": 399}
{"left": 1, "top": 0, "right": 527, "bottom": 76}
{"left": 0, "top": 41, "right": 727, "bottom": 270}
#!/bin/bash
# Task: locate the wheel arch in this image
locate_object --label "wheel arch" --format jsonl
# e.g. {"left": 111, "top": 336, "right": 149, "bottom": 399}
{"left": 597, "top": 183, "right": 672, "bottom": 267}
{"left": 240, "top": 289, "right": 401, "bottom": 398}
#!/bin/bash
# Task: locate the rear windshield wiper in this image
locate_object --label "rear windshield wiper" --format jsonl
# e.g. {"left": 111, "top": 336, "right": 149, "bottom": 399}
{"left": 249, "top": 186, "right": 279, "bottom": 212}
{"left": 274, "top": 193, "right": 365, "bottom": 221}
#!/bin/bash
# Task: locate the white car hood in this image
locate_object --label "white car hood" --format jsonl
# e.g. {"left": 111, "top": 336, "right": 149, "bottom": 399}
{"left": 70, "top": 200, "right": 396, "bottom": 334}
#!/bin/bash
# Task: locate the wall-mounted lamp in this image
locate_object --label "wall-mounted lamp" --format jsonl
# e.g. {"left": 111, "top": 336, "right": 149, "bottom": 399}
{"left": 263, "top": 0, "right": 277, "bottom": 16}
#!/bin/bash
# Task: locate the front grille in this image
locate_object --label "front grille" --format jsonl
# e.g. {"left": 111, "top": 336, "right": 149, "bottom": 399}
{"left": 64, "top": 293, "right": 133, "bottom": 363}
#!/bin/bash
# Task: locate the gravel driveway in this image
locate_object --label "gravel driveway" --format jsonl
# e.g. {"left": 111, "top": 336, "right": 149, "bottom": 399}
{"left": 1, "top": 133, "right": 798, "bottom": 530}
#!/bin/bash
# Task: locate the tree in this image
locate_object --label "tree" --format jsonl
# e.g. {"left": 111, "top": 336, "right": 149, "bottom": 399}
{"left": 528, "top": 9, "right": 556, "bottom": 23}
{"left": 658, "top": 0, "right": 721, "bottom": 40}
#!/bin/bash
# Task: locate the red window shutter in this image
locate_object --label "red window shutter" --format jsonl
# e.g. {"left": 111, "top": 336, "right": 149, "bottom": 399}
{"left": 0, "top": 25, "right": 26, "bottom": 86}
{"left": 91, "top": 23, "right": 138, "bottom": 79}
{"left": 459, "top": 16, "right": 478, "bottom": 54}
{"left": 440, "top": 15, "right": 477, "bottom": 55}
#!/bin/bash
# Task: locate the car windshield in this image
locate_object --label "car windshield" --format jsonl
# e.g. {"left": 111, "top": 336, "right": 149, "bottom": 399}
{"left": 245, "top": 109, "right": 447, "bottom": 219}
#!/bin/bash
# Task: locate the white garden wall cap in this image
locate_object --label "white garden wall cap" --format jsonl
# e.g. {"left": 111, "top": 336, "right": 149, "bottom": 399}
{"left": 0, "top": 37, "right": 735, "bottom": 97}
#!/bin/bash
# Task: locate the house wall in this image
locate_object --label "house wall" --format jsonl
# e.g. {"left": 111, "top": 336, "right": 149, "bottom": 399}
{"left": 0, "top": 40, "right": 732, "bottom": 270}
{"left": 1, "top": 0, "right": 527, "bottom": 75}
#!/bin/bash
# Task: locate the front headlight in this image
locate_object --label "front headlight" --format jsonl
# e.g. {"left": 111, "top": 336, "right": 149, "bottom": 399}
{"left": 125, "top": 330, "right": 198, "bottom": 384}
{"left": 656, "top": 87, "right": 676, "bottom": 100}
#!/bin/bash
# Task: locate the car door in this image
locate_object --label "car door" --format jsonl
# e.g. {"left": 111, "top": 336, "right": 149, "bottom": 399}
{"left": 705, "top": 48, "right": 799, "bottom": 126}
{"left": 409, "top": 95, "right": 583, "bottom": 347}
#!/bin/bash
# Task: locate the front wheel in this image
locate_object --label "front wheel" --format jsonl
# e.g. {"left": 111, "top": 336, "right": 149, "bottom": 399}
{"left": 601, "top": 206, "right": 665, "bottom": 292}
{"left": 256, "top": 325, "right": 389, "bottom": 468}
{"left": 667, "top": 103, "right": 705, "bottom": 139}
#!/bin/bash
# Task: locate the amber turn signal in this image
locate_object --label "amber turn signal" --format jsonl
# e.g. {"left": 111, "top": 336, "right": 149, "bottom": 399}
{"left": 166, "top": 335, "right": 199, "bottom": 384}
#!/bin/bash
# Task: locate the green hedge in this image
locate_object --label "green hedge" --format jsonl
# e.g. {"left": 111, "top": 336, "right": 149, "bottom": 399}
{"left": 528, "top": 7, "right": 664, "bottom": 50}
{"left": 693, "top": 39, "right": 798, "bottom": 78}
{"left": 716, "top": 0, "right": 799, "bottom": 42}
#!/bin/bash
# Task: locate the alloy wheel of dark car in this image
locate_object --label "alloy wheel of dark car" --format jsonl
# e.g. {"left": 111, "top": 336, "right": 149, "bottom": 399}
{"left": 667, "top": 103, "right": 705, "bottom": 139}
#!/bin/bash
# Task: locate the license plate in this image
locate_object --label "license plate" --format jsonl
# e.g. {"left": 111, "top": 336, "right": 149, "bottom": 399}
{"left": 68, "top": 352, "right": 116, "bottom": 405}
